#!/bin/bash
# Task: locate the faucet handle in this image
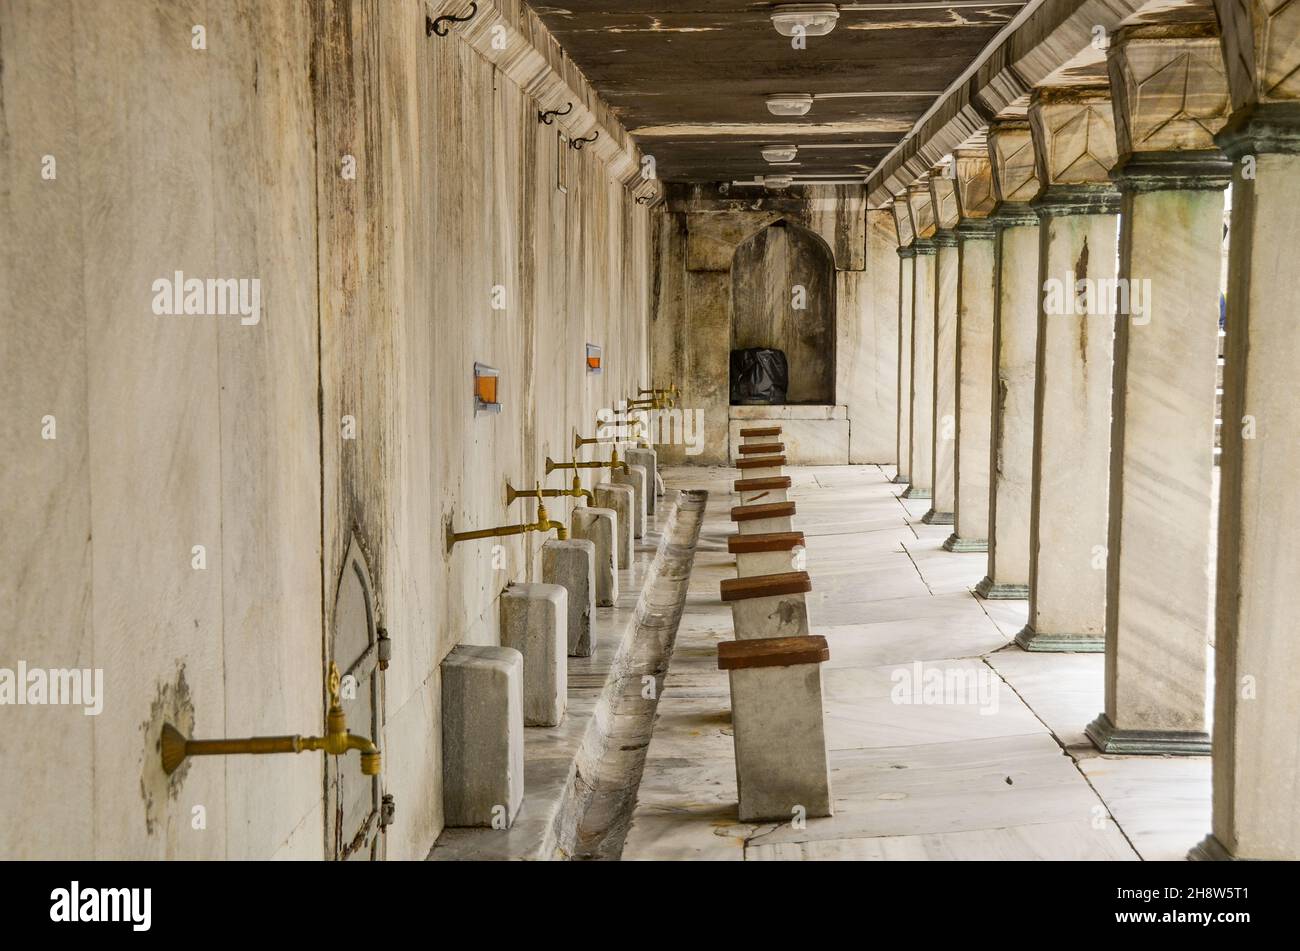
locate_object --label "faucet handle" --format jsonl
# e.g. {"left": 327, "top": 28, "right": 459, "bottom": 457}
{"left": 328, "top": 662, "right": 342, "bottom": 707}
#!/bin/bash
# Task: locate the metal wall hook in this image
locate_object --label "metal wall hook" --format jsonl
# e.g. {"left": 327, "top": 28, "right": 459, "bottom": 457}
{"left": 570, "top": 132, "right": 599, "bottom": 150}
{"left": 426, "top": 1, "right": 478, "bottom": 37}
{"left": 539, "top": 102, "right": 573, "bottom": 125}
{"left": 636, "top": 193, "right": 655, "bottom": 205}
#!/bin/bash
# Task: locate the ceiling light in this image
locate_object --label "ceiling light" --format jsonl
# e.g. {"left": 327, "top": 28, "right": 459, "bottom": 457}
{"left": 766, "top": 93, "right": 814, "bottom": 117}
{"left": 763, "top": 175, "right": 795, "bottom": 189}
{"left": 761, "top": 144, "right": 799, "bottom": 163}
{"left": 770, "top": 4, "right": 840, "bottom": 37}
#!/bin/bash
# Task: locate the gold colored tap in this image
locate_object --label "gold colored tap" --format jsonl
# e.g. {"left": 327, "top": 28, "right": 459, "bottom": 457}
{"left": 506, "top": 473, "right": 593, "bottom": 507}
{"left": 546, "top": 445, "right": 630, "bottom": 475}
{"left": 160, "top": 662, "right": 382, "bottom": 776}
{"left": 445, "top": 487, "right": 570, "bottom": 552}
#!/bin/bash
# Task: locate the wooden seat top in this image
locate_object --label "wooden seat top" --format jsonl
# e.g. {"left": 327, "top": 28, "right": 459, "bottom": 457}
{"left": 733, "top": 476, "right": 792, "bottom": 492}
{"left": 718, "top": 635, "right": 829, "bottom": 671}
{"left": 719, "top": 570, "right": 811, "bottom": 602}
{"left": 727, "top": 531, "right": 805, "bottom": 554}
{"left": 737, "top": 442, "right": 784, "bottom": 455}
{"left": 730, "top": 501, "right": 796, "bottom": 522}
{"left": 739, "top": 425, "right": 782, "bottom": 437}
{"left": 735, "top": 455, "right": 786, "bottom": 470}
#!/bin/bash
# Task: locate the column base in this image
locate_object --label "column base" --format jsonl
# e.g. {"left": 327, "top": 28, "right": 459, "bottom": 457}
{"left": 974, "top": 577, "right": 1028, "bottom": 600}
{"left": 1085, "top": 712, "right": 1211, "bottom": 756}
{"left": 902, "top": 486, "right": 931, "bottom": 500}
{"left": 1014, "top": 626, "right": 1104, "bottom": 652}
{"left": 891, "top": 473, "right": 910, "bottom": 484}
{"left": 1187, "top": 834, "right": 1240, "bottom": 861}
{"left": 942, "top": 535, "right": 987, "bottom": 553}
{"left": 921, "top": 509, "right": 954, "bottom": 525}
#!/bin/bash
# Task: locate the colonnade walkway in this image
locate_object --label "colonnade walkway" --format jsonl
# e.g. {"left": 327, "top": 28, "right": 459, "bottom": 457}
{"left": 622, "top": 464, "right": 1211, "bottom": 861}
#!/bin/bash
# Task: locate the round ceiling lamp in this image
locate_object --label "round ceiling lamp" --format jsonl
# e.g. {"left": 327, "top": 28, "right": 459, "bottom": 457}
{"left": 770, "top": 4, "right": 840, "bottom": 38}
{"left": 761, "top": 144, "right": 799, "bottom": 164}
{"left": 765, "top": 93, "right": 814, "bottom": 117}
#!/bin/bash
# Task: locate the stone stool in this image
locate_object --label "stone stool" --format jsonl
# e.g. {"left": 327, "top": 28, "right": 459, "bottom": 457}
{"left": 740, "top": 425, "right": 782, "bottom": 447}
{"left": 731, "top": 500, "right": 796, "bottom": 535}
{"left": 729, "top": 531, "right": 806, "bottom": 578}
{"left": 442, "top": 645, "right": 525, "bottom": 828}
{"left": 738, "top": 441, "right": 785, "bottom": 458}
{"left": 594, "top": 482, "right": 635, "bottom": 570}
{"left": 541, "top": 539, "right": 596, "bottom": 657}
{"left": 719, "top": 634, "right": 832, "bottom": 823}
{"left": 499, "top": 583, "right": 567, "bottom": 727}
{"left": 719, "top": 571, "right": 812, "bottom": 639}
{"left": 570, "top": 506, "right": 618, "bottom": 606}
{"left": 733, "top": 475, "right": 791, "bottom": 505}
{"left": 612, "top": 463, "right": 648, "bottom": 539}
{"left": 625, "top": 447, "right": 658, "bottom": 515}
{"left": 735, "top": 454, "right": 786, "bottom": 482}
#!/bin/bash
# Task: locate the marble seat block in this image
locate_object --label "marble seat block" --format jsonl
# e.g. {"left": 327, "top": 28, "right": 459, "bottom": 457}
{"left": 729, "top": 531, "right": 805, "bottom": 578}
{"left": 624, "top": 448, "right": 657, "bottom": 514}
{"left": 737, "top": 442, "right": 785, "bottom": 456}
{"left": 441, "top": 645, "right": 525, "bottom": 828}
{"left": 719, "top": 635, "right": 833, "bottom": 822}
{"left": 734, "top": 454, "right": 785, "bottom": 482}
{"left": 720, "top": 571, "right": 812, "bottom": 639}
{"left": 499, "top": 583, "right": 568, "bottom": 728}
{"left": 612, "top": 464, "right": 648, "bottom": 539}
{"left": 733, "top": 475, "right": 791, "bottom": 506}
{"left": 594, "top": 482, "right": 635, "bottom": 568}
{"left": 541, "top": 539, "right": 597, "bottom": 657}
{"left": 569, "top": 506, "right": 618, "bottom": 606}
{"left": 740, "top": 425, "right": 781, "bottom": 446}
{"left": 731, "top": 501, "right": 796, "bottom": 536}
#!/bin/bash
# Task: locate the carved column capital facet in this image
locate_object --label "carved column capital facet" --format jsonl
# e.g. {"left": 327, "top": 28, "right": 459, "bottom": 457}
{"left": 1213, "top": 0, "right": 1300, "bottom": 112}
{"left": 1029, "top": 87, "right": 1120, "bottom": 186}
{"left": 952, "top": 143, "right": 998, "bottom": 222}
{"left": 987, "top": 120, "right": 1043, "bottom": 205}
{"left": 929, "top": 166, "right": 961, "bottom": 233}
{"left": 1107, "top": 25, "right": 1233, "bottom": 161}
{"left": 906, "top": 176, "right": 937, "bottom": 241}
{"left": 892, "top": 194, "right": 915, "bottom": 248}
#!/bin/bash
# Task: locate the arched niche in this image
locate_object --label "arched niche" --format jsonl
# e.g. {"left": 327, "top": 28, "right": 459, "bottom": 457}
{"left": 729, "top": 219, "right": 836, "bottom": 404}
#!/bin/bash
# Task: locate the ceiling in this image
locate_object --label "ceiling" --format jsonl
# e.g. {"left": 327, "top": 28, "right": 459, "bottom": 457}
{"left": 532, "top": 1, "right": 1030, "bottom": 182}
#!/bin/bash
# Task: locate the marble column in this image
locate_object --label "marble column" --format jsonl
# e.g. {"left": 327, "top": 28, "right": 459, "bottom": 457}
{"left": 892, "top": 195, "right": 915, "bottom": 485}
{"left": 944, "top": 145, "right": 998, "bottom": 553}
{"left": 1086, "top": 26, "right": 1230, "bottom": 755}
{"left": 1017, "top": 89, "right": 1120, "bottom": 652}
{"left": 904, "top": 177, "right": 937, "bottom": 501}
{"left": 1192, "top": 0, "right": 1300, "bottom": 860}
{"left": 924, "top": 168, "right": 960, "bottom": 525}
{"left": 976, "top": 122, "right": 1041, "bottom": 599}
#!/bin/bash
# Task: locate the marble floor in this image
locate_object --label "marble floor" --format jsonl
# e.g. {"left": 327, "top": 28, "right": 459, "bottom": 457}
{"left": 621, "top": 464, "right": 1212, "bottom": 861}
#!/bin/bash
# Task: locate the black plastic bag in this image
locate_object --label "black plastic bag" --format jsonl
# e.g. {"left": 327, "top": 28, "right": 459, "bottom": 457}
{"left": 730, "top": 348, "right": 788, "bottom": 404}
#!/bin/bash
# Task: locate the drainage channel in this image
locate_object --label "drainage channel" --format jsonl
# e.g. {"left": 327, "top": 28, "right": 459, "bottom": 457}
{"left": 568, "top": 488, "right": 708, "bottom": 860}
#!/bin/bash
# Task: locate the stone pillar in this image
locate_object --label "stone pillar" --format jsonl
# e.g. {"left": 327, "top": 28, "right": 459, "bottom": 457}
{"left": 976, "top": 121, "right": 1042, "bottom": 599}
{"left": 904, "top": 177, "right": 937, "bottom": 500}
{"left": 1086, "top": 25, "right": 1231, "bottom": 754}
{"left": 1191, "top": 2, "right": 1300, "bottom": 860}
{"left": 892, "top": 195, "right": 915, "bottom": 484}
{"left": 1017, "top": 88, "right": 1121, "bottom": 652}
{"left": 944, "top": 144, "right": 998, "bottom": 552}
{"left": 924, "top": 168, "right": 960, "bottom": 524}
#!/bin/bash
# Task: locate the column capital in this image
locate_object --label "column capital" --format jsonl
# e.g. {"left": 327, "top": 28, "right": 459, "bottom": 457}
{"left": 987, "top": 120, "right": 1043, "bottom": 206}
{"left": 932, "top": 229, "right": 959, "bottom": 248}
{"left": 1028, "top": 86, "right": 1121, "bottom": 214}
{"left": 891, "top": 194, "right": 915, "bottom": 248}
{"left": 928, "top": 167, "right": 960, "bottom": 232}
{"left": 952, "top": 142, "right": 998, "bottom": 225}
{"left": 1213, "top": 0, "right": 1300, "bottom": 114}
{"left": 1216, "top": 101, "right": 1300, "bottom": 157}
{"left": 956, "top": 217, "right": 999, "bottom": 239}
{"left": 1107, "top": 24, "right": 1232, "bottom": 169}
{"left": 905, "top": 176, "right": 938, "bottom": 241}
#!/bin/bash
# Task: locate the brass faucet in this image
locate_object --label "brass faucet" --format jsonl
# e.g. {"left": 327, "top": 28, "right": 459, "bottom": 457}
{"left": 160, "top": 663, "right": 382, "bottom": 776}
{"left": 445, "top": 490, "right": 569, "bottom": 552}
{"left": 546, "top": 445, "right": 630, "bottom": 475}
{"left": 575, "top": 428, "right": 646, "bottom": 452}
{"left": 639, "top": 382, "right": 678, "bottom": 404}
{"left": 506, "top": 473, "right": 593, "bottom": 507}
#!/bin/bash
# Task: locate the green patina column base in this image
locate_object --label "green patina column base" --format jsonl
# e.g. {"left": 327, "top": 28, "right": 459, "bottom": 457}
{"left": 921, "top": 509, "right": 954, "bottom": 525}
{"left": 974, "top": 577, "right": 1028, "bottom": 600}
{"left": 902, "top": 486, "right": 931, "bottom": 500}
{"left": 1085, "top": 712, "right": 1210, "bottom": 756}
{"left": 942, "top": 535, "right": 987, "bottom": 553}
{"left": 1014, "top": 626, "right": 1104, "bottom": 652}
{"left": 1187, "top": 835, "right": 1240, "bottom": 861}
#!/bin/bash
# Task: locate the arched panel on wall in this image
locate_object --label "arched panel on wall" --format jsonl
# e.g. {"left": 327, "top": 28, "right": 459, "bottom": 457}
{"left": 730, "top": 220, "right": 836, "bottom": 404}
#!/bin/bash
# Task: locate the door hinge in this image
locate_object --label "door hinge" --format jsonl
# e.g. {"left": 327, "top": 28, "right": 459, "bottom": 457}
{"left": 380, "top": 793, "right": 396, "bottom": 830}
{"left": 377, "top": 627, "right": 392, "bottom": 671}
